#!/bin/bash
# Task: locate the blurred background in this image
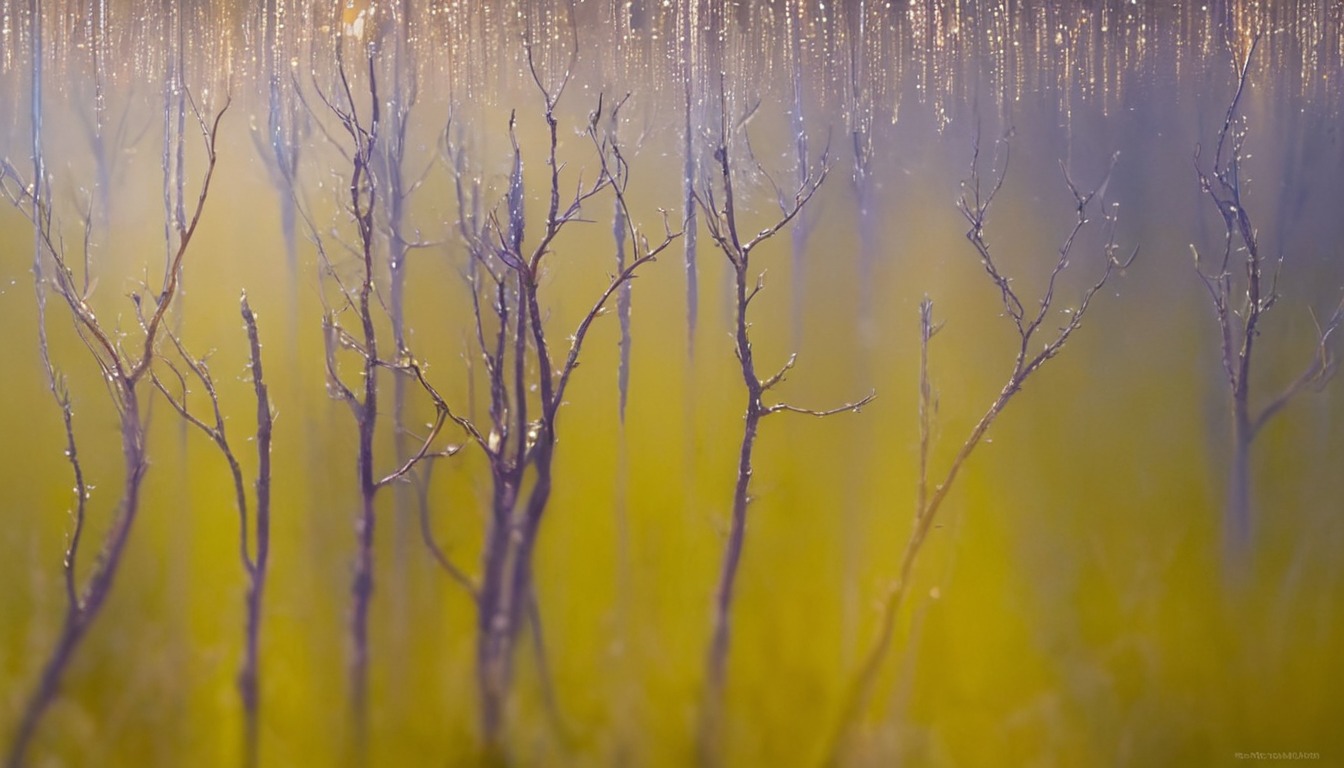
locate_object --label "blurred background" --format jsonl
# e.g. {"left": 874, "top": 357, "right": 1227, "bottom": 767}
{"left": 2, "top": 1, "right": 1343, "bottom": 765}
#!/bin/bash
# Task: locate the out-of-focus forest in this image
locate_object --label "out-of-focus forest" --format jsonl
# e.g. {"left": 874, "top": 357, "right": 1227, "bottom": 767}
{"left": 2, "top": 1, "right": 1343, "bottom": 766}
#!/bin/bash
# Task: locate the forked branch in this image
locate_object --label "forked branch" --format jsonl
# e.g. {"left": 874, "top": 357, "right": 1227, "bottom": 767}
{"left": 823, "top": 136, "right": 1134, "bottom": 766}
{"left": 1190, "top": 35, "right": 1344, "bottom": 565}
{"left": 150, "top": 293, "right": 274, "bottom": 768}
{"left": 696, "top": 87, "right": 869, "bottom": 768}
{"left": 438, "top": 56, "right": 678, "bottom": 758}
{"left": 4, "top": 95, "right": 230, "bottom": 768}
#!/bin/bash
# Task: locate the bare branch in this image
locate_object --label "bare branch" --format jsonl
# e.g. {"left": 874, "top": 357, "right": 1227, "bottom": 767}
{"left": 553, "top": 238, "right": 676, "bottom": 418}
{"left": 371, "top": 355, "right": 470, "bottom": 487}
{"left": 826, "top": 137, "right": 1133, "bottom": 765}
{"left": 1187, "top": 35, "right": 1340, "bottom": 568}
{"left": 917, "top": 298, "right": 940, "bottom": 519}
{"left": 131, "top": 98, "right": 231, "bottom": 384}
{"left": 760, "top": 353, "right": 798, "bottom": 392}
{"left": 695, "top": 80, "right": 861, "bottom": 768}
{"left": 5, "top": 86, "right": 232, "bottom": 768}
{"left": 763, "top": 392, "right": 877, "bottom": 417}
{"left": 1251, "top": 297, "right": 1344, "bottom": 437}
{"left": 418, "top": 474, "right": 479, "bottom": 601}
{"left": 957, "top": 135, "right": 1023, "bottom": 330}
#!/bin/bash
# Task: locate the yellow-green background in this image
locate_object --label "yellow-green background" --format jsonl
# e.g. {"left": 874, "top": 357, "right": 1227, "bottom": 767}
{"left": 3, "top": 2, "right": 1344, "bottom": 766}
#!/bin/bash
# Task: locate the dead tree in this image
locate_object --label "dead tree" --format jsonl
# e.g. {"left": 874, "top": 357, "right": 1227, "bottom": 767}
{"left": 437, "top": 62, "right": 678, "bottom": 758}
{"left": 353, "top": 0, "right": 442, "bottom": 692}
{"left": 694, "top": 84, "right": 874, "bottom": 767}
{"left": 1192, "top": 36, "right": 1344, "bottom": 572}
{"left": 150, "top": 297, "right": 273, "bottom": 768}
{"left": 0, "top": 80, "right": 228, "bottom": 765}
{"left": 301, "top": 49, "right": 461, "bottom": 762}
{"left": 822, "top": 135, "right": 1136, "bottom": 765}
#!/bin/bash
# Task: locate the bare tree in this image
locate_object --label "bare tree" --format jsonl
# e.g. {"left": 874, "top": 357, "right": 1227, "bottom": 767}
{"left": 0, "top": 68, "right": 228, "bottom": 764}
{"left": 435, "top": 47, "right": 678, "bottom": 757}
{"left": 822, "top": 134, "right": 1136, "bottom": 765}
{"left": 694, "top": 82, "right": 874, "bottom": 767}
{"left": 299, "top": 47, "right": 461, "bottom": 763}
{"left": 355, "top": 0, "right": 443, "bottom": 702}
{"left": 1192, "top": 36, "right": 1344, "bottom": 572}
{"left": 150, "top": 296, "right": 273, "bottom": 768}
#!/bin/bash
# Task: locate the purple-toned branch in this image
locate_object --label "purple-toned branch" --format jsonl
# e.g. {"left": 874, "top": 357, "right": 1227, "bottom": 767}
{"left": 441, "top": 57, "right": 678, "bottom": 758}
{"left": 150, "top": 293, "right": 273, "bottom": 768}
{"left": 239, "top": 295, "right": 273, "bottom": 768}
{"left": 303, "top": 46, "right": 462, "bottom": 761}
{"left": 1192, "top": 35, "right": 1344, "bottom": 570}
{"left": 695, "top": 88, "right": 869, "bottom": 768}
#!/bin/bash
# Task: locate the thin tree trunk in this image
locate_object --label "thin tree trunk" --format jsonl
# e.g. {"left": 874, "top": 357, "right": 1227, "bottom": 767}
{"left": 700, "top": 410, "right": 757, "bottom": 763}
{"left": 240, "top": 563, "right": 266, "bottom": 768}
{"left": 7, "top": 392, "right": 147, "bottom": 768}
{"left": 6, "top": 616, "right": 85, "bottom": 768}
{"left": 477, "top": 475, "right": 519, "bottom": 757}
{"left": 699, "top": 262, "right": 761, "bottom": 767}
{"left": 238, "top": 297, "right": 272, "bottom": 768}
{"left": 348, "top": 330, "right": 378, "bottom": 765}
{"left": 1226, "top": 401, "right": 1253, "bottom": 572}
